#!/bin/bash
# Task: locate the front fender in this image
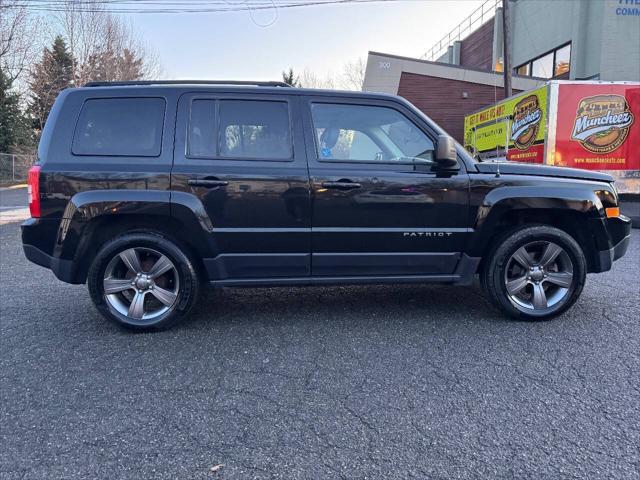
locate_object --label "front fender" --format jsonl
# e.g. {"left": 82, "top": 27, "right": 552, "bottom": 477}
{"left": 467, "top": 185, "right": 604, "bottom": 257}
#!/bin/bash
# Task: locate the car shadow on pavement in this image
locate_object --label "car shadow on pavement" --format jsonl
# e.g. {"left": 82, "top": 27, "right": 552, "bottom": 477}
{"left": 179, "top": 282, "right": 504, "bottom": 332}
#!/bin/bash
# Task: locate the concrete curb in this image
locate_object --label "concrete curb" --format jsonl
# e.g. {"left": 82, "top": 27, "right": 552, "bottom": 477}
{"left": 0, "top": 184, "right": 27, "bottom": 191}
{"left": 620, "top": 197, "right": 639, "bottom": 229}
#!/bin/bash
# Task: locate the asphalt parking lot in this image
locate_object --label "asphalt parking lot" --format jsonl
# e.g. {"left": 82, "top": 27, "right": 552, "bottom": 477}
{"left": 1, "top": 214, "right": 639, "bottom": 479}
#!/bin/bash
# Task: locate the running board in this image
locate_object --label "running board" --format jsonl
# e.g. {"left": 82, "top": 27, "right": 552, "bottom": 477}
{"left": 211, "top": 274, "right": 462, "bottom": 288}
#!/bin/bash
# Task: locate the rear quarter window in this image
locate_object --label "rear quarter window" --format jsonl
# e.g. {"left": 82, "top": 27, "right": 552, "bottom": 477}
{"left": 72, "top": 97, "right": 165, "bottom": 157}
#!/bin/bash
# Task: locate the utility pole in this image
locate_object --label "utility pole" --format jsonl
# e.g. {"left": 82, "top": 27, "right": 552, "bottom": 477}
{"left": 502, "top": 0, "right": 513, "bottom": 98}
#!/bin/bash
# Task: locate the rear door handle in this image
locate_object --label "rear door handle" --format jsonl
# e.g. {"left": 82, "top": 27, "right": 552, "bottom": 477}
{"left": 188, "top": 178, "right": 229, "bottom": 188}
{"left": 321, "top": 181, "right": 362, "bottom": 190}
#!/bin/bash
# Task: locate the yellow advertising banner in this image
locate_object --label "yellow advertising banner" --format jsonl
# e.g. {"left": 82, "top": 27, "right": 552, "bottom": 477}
{"left": 464, "top": 85, "right": 548, "bottom": 162}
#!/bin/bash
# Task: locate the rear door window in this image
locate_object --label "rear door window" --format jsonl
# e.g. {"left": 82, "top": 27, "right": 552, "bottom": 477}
{"left": 72, "top": 97, "right": 165, "bottom": 157}
{"left": 188, "top": 99, "right": 216, "bottom": 157}
{"left": 187, "top": 99, "right": 293, "bottom": 160}
{"left": 219, "top": 100, "right": 292, "bottom": 159}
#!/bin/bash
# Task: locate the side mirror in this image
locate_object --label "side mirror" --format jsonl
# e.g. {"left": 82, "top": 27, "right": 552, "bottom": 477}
{"left": 436, "top": 134, "right": 459, "bottom": 169}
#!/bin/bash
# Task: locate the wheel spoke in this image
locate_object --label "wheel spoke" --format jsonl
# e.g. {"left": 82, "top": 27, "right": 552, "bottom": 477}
{"left": 544, "top": 271, "right": 573, "bottom": 288}
{"left": 147, "top": 255, "right": 173, "bottom": 279}
{"left": 149, "top": 286, "right": 177, "bottom": 307}
{"left": 128, "top": 291, "right": 146, "bottom": 319}
{"left": 512, "top": 247, "right": 534, "bottom": 268}
{"left": 539, "top": 242, "right": 563, "bottom": 268}
{"left": 506, "top": 275, "right": 529, "bottom": 295}
{"left": 120, "top": 248, "right": 142, "bottom": 274}
{"left": 531, "top": 283, "right": 548, "bottom": 309}
{"left": 104, "top": 277, "right": 133, "bottom": 294}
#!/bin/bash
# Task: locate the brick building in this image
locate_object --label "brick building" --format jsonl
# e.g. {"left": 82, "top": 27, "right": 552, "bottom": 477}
{"left": 362, "top": 0, "right": 640, "bottom": 143}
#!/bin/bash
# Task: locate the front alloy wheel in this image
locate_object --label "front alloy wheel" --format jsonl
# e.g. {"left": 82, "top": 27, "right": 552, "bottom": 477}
{"left": 482, "top": 225, "right": 586, "bottom": 320}
{"left": 504, "top": 241, "right": 574, "bottom": 313}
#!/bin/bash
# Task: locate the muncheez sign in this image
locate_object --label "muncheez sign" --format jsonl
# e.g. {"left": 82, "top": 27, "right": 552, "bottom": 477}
{"left": 570, "top": 95, "right": 634, "bottom": 154}
{"left": 555, "top": 84, "right": 639, "bottom": 171}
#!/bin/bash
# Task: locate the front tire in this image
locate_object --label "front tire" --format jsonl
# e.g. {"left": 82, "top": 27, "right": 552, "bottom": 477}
{"left": 482, "top": 225, "right": 586, "bottom": 320}
{"left": 88, "top": 232, "right": 200, "bottom": 331}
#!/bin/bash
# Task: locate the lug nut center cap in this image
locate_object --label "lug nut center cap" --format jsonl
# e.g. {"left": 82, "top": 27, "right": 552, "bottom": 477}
{"left": 135, "top": 277, "right": 151, "bottom": 290}
{"left": 530, "top": 267, "right": 544, "bottom": 282}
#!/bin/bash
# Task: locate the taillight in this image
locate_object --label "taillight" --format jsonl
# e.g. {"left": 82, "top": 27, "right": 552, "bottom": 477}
{"left": 27, "top": 165, "right": 41, "bottom": 218}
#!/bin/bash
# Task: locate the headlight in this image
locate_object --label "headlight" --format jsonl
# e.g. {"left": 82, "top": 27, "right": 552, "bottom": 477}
{"left": 595, "top": 189, "right": 620, "bottom": 218}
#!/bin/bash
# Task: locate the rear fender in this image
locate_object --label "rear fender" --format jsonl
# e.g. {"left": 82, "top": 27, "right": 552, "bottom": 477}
{"left": 55, "top": 189, "right": 169, "bottom": 260}
{"left": 53, "top": 190, "right": 215, "bottom": 282}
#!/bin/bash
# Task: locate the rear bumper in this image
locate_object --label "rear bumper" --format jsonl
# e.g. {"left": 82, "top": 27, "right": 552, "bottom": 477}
{"left": 22, "top": 244, "right": 76, "bottom": 283}
{"left": 22, "top": 217, "right": 79, "bottom": 284}
{"left": 595, "top": 215, "right": 632, "bottom": 272}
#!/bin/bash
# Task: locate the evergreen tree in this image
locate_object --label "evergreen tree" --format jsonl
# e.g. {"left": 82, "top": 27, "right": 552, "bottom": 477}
{"left": 28, "top": 35, "right": 74, "bottom": 132}
{"left": 0, "top": 68, "right": 33, "bottom": 153}
{"left": 282, "top": 68, "right": 300, "bottom": 87}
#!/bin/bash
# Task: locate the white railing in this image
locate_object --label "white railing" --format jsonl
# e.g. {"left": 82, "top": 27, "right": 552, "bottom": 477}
{"left": 0, "top": 153, "right": 36, "bottom": 184}
{"left": 422, "top": 0, "right": 501, "bottom": 62}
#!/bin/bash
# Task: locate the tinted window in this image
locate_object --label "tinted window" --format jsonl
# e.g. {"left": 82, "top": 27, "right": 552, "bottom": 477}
{"left": 188, "top": 99, "right": 216, "bottom": 157}
{"left": 73, "top": 98, "right": 165, "bottom": 156}
{"left": 311, "top": 103, "right": 435, "bottom": 164}
{"left": 219, "top": 100, "right": 291, "bottom": 159}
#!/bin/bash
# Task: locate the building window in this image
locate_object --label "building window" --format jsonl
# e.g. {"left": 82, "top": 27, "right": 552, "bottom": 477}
{"left": 515, "top": 43, "right": 571, "bottom": 79}
{"left": 554, "top": 44, "right": 571, "bottom": 77}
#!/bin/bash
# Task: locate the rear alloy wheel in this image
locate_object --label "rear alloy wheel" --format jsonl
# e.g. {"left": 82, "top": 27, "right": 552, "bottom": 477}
{"left": 482, "top": 225, "right": 586, "bottom": 320}
{"left": 88, "top": 233, "right": 200, "bottom": 330}
{"left": 103, "top": 247, "right": 180, "bottom": 321}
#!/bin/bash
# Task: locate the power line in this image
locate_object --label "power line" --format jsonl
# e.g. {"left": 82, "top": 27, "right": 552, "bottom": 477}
{"left": 3, "top": 0, "right": 414, "bottom": 14}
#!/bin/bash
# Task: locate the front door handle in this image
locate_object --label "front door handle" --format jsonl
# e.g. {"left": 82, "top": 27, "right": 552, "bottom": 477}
{"left": 321, "top": 180, "right": 362, "bottom": 190}
{"left": 188, "top": 178, "right": 229, "bottom": 188}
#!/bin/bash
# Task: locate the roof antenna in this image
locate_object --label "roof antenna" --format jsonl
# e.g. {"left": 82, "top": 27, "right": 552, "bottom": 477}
{"left": 497, "top": 114, "right": 510, "bottom": 179}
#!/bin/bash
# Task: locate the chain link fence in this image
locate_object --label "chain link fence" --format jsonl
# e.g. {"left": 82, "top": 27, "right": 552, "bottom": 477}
{"left": 0, "top": 153, "right": 36, "bottom": 185}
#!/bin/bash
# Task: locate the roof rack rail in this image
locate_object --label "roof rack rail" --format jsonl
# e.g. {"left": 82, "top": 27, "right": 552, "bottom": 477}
{"left": 84, "top": 80, "right": 292, "bottom": 88}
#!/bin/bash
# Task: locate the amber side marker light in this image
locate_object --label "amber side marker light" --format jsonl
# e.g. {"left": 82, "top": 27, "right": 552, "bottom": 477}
{"left": 605, "top": 207, "right": 620, "bottom": 218}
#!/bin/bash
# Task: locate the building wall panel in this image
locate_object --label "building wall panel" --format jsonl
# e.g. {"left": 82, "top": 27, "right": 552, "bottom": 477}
{"left": 397, "top": 72, "right": 521, "bottom": 143}
{"left": 459, "top": 19, "right": 495, "bottom": 70}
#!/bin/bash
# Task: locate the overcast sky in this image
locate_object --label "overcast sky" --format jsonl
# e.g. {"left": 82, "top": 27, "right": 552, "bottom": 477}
{"left": 129, "top": 0, "right": 486, "bottom": 81}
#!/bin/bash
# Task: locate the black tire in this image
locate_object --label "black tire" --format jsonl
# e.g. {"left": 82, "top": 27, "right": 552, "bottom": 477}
{"left": 88, "top": 232, "right": 200, "bottom": 331}
{"left": 481, "top": 225, "right": 586, "bottom": 320}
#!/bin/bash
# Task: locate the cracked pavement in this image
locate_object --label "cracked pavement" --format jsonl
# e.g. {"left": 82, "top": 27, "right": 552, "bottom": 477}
{"left": 1, "top": 220, "right": 639, "bottom": 479}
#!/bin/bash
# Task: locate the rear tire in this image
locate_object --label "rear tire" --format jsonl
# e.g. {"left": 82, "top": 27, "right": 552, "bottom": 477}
{"left": 88, "top": 232, "right": 200, "bottom": 331}
{"left": 481, "top": 225, "right": 586, "bottom": 320}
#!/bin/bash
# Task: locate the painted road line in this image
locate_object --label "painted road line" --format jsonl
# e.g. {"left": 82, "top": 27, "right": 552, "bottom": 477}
{"left": 0, "top": 184, "right": 27, "bottom": 191}
{"left": 0, "top": 208, "right": 30, "bottom": 225}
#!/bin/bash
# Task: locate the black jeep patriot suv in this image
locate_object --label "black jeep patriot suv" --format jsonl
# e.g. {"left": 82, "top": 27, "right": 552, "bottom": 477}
{"left": 22, "top": 80, "right": 631, "bottom": 330}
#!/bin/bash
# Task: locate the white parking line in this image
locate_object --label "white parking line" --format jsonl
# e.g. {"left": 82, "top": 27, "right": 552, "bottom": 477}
{"left": 0, "top": 208, "right": 30, "bottom": 225}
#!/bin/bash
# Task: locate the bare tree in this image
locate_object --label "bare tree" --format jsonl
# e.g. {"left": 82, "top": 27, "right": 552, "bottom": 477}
{"left": 0, "top": 0, "right": 41, "bottom": 84}
{"left": 299, "top": 68, "right": 337, "bottom": 89}
{"left": 342, "top": 58, "right": 366, "bottom": 91}
{"left": 297, "top": 59, "right": 365, "bottom": 91}
{"left": 60, "top": 0, "right": 161, "bottom": 84}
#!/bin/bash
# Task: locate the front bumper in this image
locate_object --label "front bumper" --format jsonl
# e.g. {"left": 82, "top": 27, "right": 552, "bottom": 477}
{"left": 596, "top": 215, "right": 632, "bottom": 272}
